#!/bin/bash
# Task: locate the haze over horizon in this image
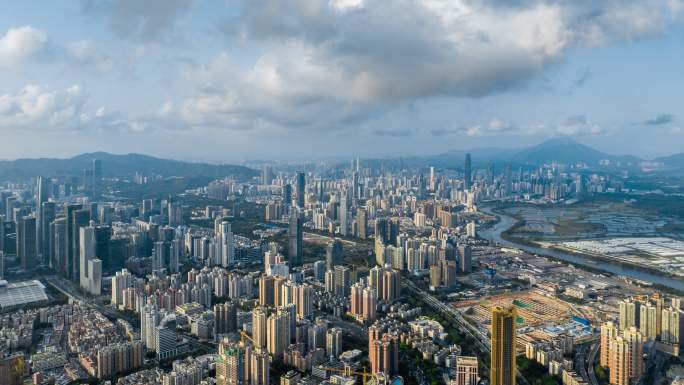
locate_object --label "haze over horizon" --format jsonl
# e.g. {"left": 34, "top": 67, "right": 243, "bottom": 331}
{"left": 1, "top": 1, "right": 684, "bottom": 161}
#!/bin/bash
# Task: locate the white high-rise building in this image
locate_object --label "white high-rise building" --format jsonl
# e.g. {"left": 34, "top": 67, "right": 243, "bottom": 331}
{"left": 218, "top": 221, "right": 234, "bottom": 267}
{"left": 112, "top": 269, "right": 133, "bottom": 308}
{"left": 79, "top": 224, "right": 96, "bottom": 293}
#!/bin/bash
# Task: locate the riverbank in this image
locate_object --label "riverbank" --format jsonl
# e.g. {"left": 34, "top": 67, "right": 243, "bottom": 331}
{"left": 478, "top": 207, "right": 684, "bottom": 294}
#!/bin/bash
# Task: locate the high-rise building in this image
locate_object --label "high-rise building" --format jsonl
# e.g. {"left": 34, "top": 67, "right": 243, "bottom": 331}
{"left": 619, "top": 300, "right": 640, "bottom": 331}
{"left": 661, "top": 307, "right": 681, "bottom": 344}
{"left": 215, "top": 301, "right": 238, "bottom": 337}
{"left": 17, "top": 216, "right": 37, "bottom": 271}
{"left": 251, "top": 348, "right": 270, "bottom": 385}
{"left": 381, "top": 268, "right": 400, "bottom": 302}
{"left": 216, "top": 344, "right": 247, "bottom": 385}
{"left": 282, "top": 184, "right": 292, "bottom": 206}
{"left": 293, "top": 284, "right": 313, "bottom": 318}
{"left": 369, "top": 332, "right": 399, "bottom": 375}
{"left": 259, "top": 275, "right": 275, "bottom": 306}
{"left": 71, "top": 208, "right": 91, "bottom": 280}
{"left": 600, "top": 321, "right": 618, "bottom": 368}
{"left": 40, "top": 202, "right": 55, "bottom": 267}
{"left": 93, "top": 159, "right": 102, "bottom": 197}
{"left": 325, "top": 239, "right": 343, "bottom": 270}
{"left": 326, "top": 328, "right": 343, "bottom": 358}
{"left": 64, "top": 203, "right": 82, "bottom": 279}
{"left": 491, "top": 306, "right": 517, "bottom": 385}
{"left": 333, "top": 265, "right": 350, "bottom": 297}
{"left": 456, "top": 356, "right": 479, "bottom": 385}
{"left": 339, "top": 189, "right": 349, "bottom": 236}
{"left": 295, "top": 172, "right": 306, "bottom": 208}
{"left": 357, "top": 207, "right": 368, "bottom": 239}
{"left": 288, "top": 213, "right": 303, "bottom": 266}
{"left": 458, "top": 245, "right": 472, "bottom": 273}
{"left": 267, "top": 312, "right": 290, "bottom": 358}
{"left": 36, "top": 176, "right": 49, "bottom": 262}
{"left": 609, "top": 328, "right": 643, "bottom": 385}
{"left": 639, "top": 303, "right": 658, "bottom": 340}
{"left": 464, "top": 153, "right": 472, "bottom": 190}
{"left": 252, "top": 308, "right": 268, "bottom": 349}
{"left": 79, "top": 225, "right": 96, "bottom": 291}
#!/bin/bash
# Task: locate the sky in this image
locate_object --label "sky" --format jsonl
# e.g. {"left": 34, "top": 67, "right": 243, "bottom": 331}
{"left": 0, "top": 0, "right": 683, "bottom": 162}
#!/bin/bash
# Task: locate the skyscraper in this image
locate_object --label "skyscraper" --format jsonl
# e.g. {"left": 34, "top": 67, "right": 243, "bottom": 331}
{"left": 357, "top": 207, "right": 368, "bottom": 239}
{"left": 17, "top": 216, "right": 36, "bottom": 271}
{"left": 609, "top": 328, "right": 643, "bottom": 385}
{"left": 288, "top": 212, "right": 303, "bottom": 266}
{"left": 79, "top": 225, "right": 96, "bottom": 291}
{"left": 325, "top": 239, "right": 343, "bottom": 270}
{"left": 326, "top": 328, "right": 343, "bottom": 358}
{"left": 282, "top": 184, "right": 292, "bottom": 206}
{"left": 296, "top": 172, "right": 305, "bottom": 208}
{"left": 456, "top": 356, "right": 479, "bottom": 385}
{"left": 491, "top": 306, "right": 517, "bottom": 385}
{"left": 600, "top": 321, "right": 618, "bottom": 368}
{"left": 40, "top": 202, "right": 55, "bottom": 268}
{"left": 252, "top": 308, "right": 267, "bottom": 349}
{"left": 35, "top": 176, "right": 48, "bottom": 262}
{"left": 267, "top": 311, "right": 290, "bottom": 358}
{"left": 71, "top": 207, "right": 90, "bottom": 280}
{"left": 459, "top": 245, "right": 472, "bottom": 273}
{"left": 464, "top": 153, "right": 472, "bottom": 190}
{"left": 619, "top": 300, "right": 640, "bottom": 330}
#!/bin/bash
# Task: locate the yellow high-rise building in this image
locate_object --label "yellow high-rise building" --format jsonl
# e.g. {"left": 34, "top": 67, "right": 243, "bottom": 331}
{"left": 491, "top": 306, "right": 517, "bottom": 385}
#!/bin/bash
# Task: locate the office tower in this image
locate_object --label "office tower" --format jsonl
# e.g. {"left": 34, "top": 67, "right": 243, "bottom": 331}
{"left": 40, "top": 202, "right": 55, "bottom": 267}
{"left": 600, "top": 322, "right": 618, "bottom": 368}
{"left": 71, "top": 208, "right": 90, "bottom": 280}
{"left": 313, "top": 260, "right": 326, "bottom": 281}
{"left": 267, "top": 312, "right": 290, "bottom": 358}
{"left": 287, "top": 213, "right": 303, "bottom": 266}
{"left": 169, "top": 238, "right": 181, "bottom": 273}
{"left": 504, "top": 164, "right": 513, "bottom": 196}
{"left": 487, "top": 163, "right": 495, "bottom": 185}
{"left": 459, "top": 245, "right": 472, "bottom": 273}
{"left": 252, "top": 308, "right": 268, "bottom": 349}
{"left": 36, "top": 176, "right": 48, "bottom": 261}
{"left": 79, "top": 225, "right": 96, "bottom": 291}
{"left": 259, "top": 275, "right": 275, "bottom": 306}
{"left": 214, "top": 301, "right": 238, "bottom": 336}
{"left": 339, "top": 189, "right": 349, "bottom": 236}
{"left": 609, "top": 328, "right": 643, "bottom": 385}
{"left": 369, "top": 332, "right": 399, "bottom": 375}
{"left": 491, "top": 306, "right": 517, "bottom": 385}
{"left": 155, "top": 315, "right": 179, "bottom": 359}
{"left": 326, "top": 328, "right": 343, "bottom": 358}
{"left": 17, "top": 216, "right": 37, "bottom": 271}
{"left": 357, "top": 207, "right": 368, "bottom": 239}
{"left": 294, "top": 284, "right": 313, "bottom": 318}
{"left": 4, "top": 196, "right": 16, "bottom": 220}
{"left": 464, "top": 153, "right": 472, "bottom": 190}
{"left": 251, "top": 349, "right": 270, "bottom": 385}
{"left": 64, "top": 204, "right": 82, "bottom": 279}
{"left": 333, "top": 265, "right": 350, "bottom": 296}
{"left": 261, "top": 165, "right": 272, "bottom": 185}
{"left": 661, "top": 307, "right": 681, "bottom": 344}
{"left": 218, "top": 221, "right": 234, "bottom": 267}
{"left": 295, "top": 172, "right": 305, "bottom": 207}
{"left": 282, "top": 184, "right": 292, "bottom": 206}
{"left": 88, "top": 258, "right": 102, "bottom": 295}
{"left": 456, "top": 356, "right": 479, "bottom": 385}
{"left": 326, "top": 239, "right": 343, "bottom": 270}
{"left": 619, "top": 300, "right": 640, "bottom": 330}
{"left": 381, "top": 268, "right": 400, "bottom": 302}
{"left": 0, "top": 217, "right": 4, "bottom": 256}
{"left": 141, "top": 199, "right": 153, "bottom": 219}
{"left": 639, "top": 303, "right": 658, "bottom": 340}
{"left": 51, "top": 217, "right": 66, "bottom": 274}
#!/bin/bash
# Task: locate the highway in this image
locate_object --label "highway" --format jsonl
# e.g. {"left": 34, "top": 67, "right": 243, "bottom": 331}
{"left": 586, "top": 343, "right": 600, "bottom": 385}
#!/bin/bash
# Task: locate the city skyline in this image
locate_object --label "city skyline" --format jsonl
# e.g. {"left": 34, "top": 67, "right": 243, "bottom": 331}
{"left": 1, "top": 1, "right": 684, "bottom": 160}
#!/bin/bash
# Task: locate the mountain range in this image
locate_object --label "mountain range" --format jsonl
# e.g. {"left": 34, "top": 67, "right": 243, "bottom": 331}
{"left": 0, "top": 152, "right": 258, "bottom": 180}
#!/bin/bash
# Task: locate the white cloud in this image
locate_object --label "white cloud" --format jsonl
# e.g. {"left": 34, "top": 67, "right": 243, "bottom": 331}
{"left": 174, "top": 0, "right": 679, "bottom": 133}
{"left": 0, "top": 84, "right": 135, "bottom": 132}
{"left": 0, "top": 26, "right": 49, "bottom": 66}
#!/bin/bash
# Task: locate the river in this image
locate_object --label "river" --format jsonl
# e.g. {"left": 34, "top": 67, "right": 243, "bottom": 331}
{"left": 478, "top": 210, "right": 684, "bottom": 292}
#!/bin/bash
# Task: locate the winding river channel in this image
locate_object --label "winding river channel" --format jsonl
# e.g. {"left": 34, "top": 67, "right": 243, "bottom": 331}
{"left": 478, "top": 210, "right": 684, "bottom": 292}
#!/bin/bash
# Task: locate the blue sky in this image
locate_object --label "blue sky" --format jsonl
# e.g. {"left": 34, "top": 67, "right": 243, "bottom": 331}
{"left": 0, "top": 0, "right": 682, "bottom": 161}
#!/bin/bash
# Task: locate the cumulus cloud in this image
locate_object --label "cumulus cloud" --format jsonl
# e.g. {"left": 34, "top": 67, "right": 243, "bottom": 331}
{"left": 171, "top": 0, "right": 680, "bottom": 134}
{"left": 644, "top": 113, "right": 674, "bottom": 125}
{"left": 430, "top": 116, "right": 602, "bottom": 138}
{"left": 555, "top": 115, "right": 602, "bottom": 136}
{"left": 81, "top": 0, "right": 196, "bottom": 42}
{"left": 0, "top": 84, "right": 134, "bottom": 132}
{"left": 0, "top": 26, "right": 50, "bottom": 66}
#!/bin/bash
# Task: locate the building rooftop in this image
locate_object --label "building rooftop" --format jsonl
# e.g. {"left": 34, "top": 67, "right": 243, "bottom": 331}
{"left": 0, "top": 280, "right": 49, "bottom": 310}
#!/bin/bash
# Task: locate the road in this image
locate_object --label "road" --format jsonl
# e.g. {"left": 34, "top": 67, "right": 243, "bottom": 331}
{"left": 586, "top": 343, "right": 599, "bottom": 385}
